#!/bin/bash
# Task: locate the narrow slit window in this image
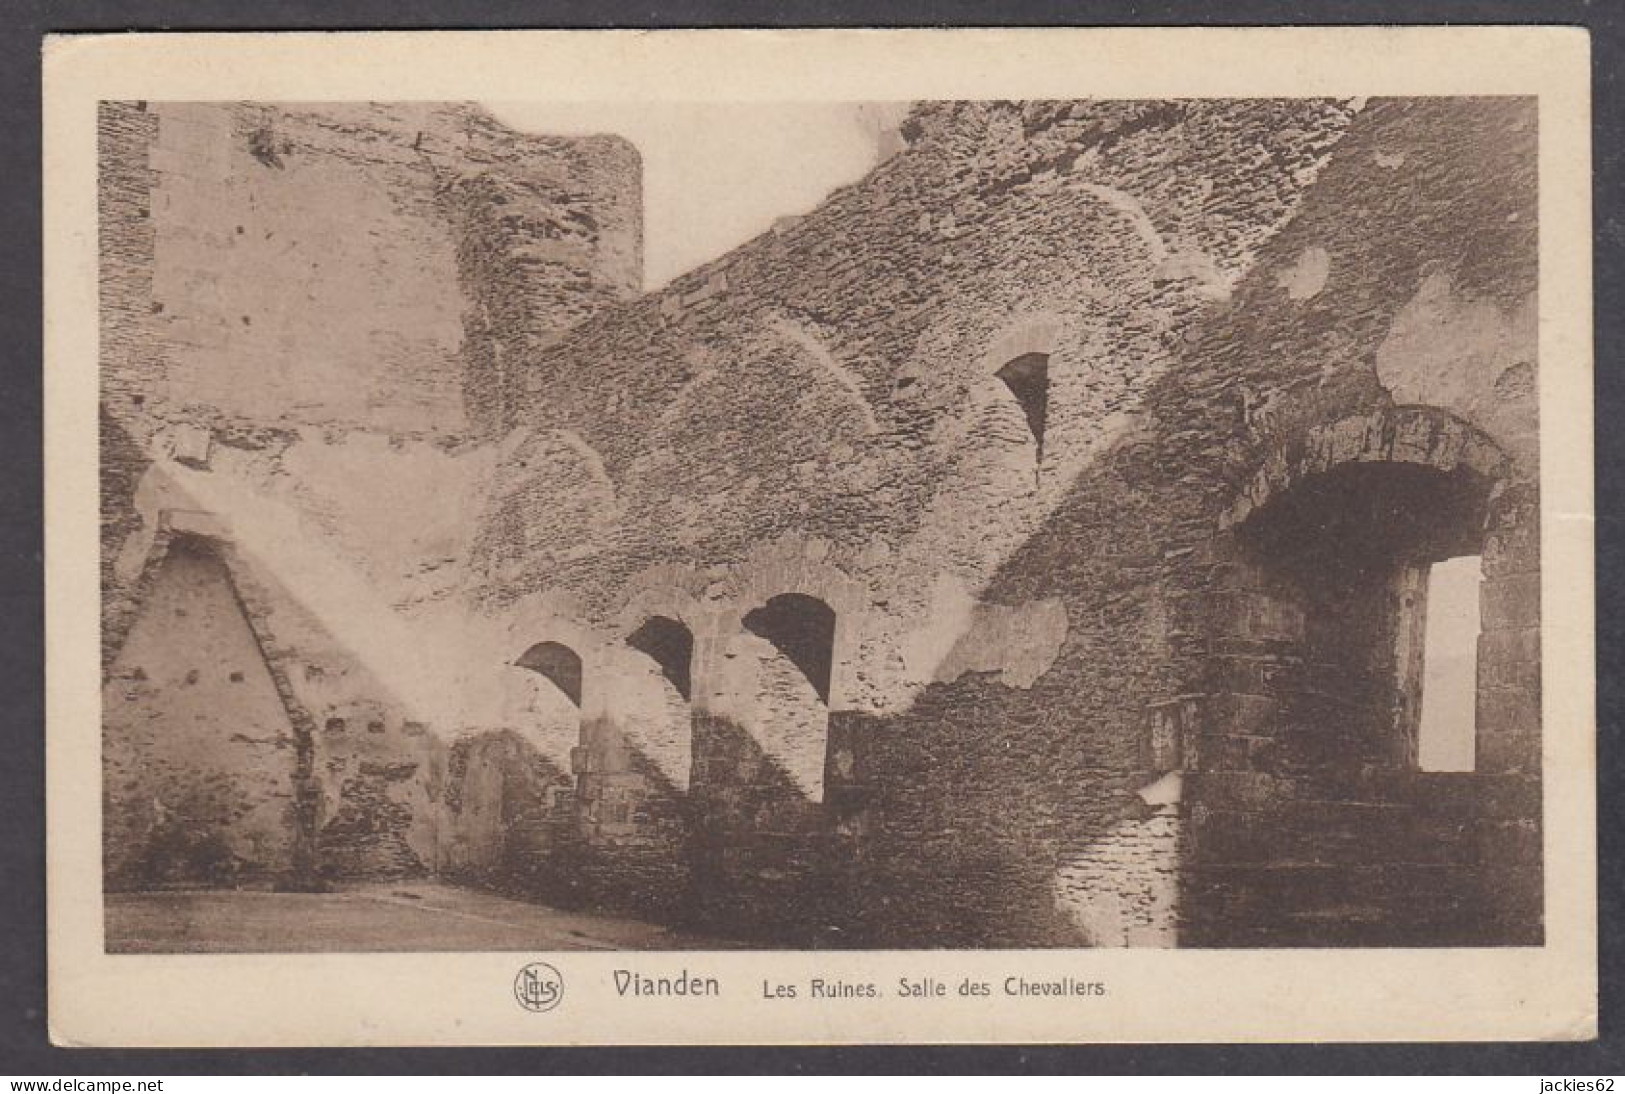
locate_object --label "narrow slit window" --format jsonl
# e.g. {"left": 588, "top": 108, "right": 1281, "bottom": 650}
{"left": 1417, "top": 554, "right": 1482, "bottom": 772}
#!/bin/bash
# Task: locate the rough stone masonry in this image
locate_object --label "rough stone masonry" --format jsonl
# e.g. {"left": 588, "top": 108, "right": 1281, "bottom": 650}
{"left": 99, "top": 97, "right": 1542, "bottom": 948}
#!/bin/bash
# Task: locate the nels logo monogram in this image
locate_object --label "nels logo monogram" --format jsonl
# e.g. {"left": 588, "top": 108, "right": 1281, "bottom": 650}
{"left": 514, "top": 961, "right": 565, "bottom": 1013}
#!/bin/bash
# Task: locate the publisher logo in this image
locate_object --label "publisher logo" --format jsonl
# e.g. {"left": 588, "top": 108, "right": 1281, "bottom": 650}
{"left": 514, "top": 961, "right": 564, "bottom": 1013}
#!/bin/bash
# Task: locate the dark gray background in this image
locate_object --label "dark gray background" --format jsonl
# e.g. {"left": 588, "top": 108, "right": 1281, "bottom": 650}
{"left": 4, "top": 0, "right": 1619, "bottom": 1074}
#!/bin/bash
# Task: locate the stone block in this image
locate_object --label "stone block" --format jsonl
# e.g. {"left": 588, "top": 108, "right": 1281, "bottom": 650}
{"left": 1475, "top": 726, "right": 1540, "bottom": 775}
{"left": 169, "top": 424, "right": 213, "bottom": 469}
{"left": 160, "top": 508, "right": 229, "bottom": 540}
{"left": 1476, "top": 684, "right": 1540, "bottom": 742}
{"left": 1480, "top": 572, "right": 1540, "bottom": 631}
{"left": 1208, "top": 691, "right": 1281, "bottom": 739}
{"left": 1477, "top": 626, "right": 1540, "bottom": 667}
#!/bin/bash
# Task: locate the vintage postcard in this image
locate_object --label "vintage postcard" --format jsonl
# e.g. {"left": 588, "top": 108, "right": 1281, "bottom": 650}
{"left": 44, "top": 28, "right": 1596, "bottom": 1046}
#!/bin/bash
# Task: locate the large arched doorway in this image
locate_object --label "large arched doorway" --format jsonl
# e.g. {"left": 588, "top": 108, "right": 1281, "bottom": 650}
{"left": 1183, "top": 408, "right": 1541, "bottom": 946}
{"left": 1230, "top": 457, "right": 1495, "bottom": 772}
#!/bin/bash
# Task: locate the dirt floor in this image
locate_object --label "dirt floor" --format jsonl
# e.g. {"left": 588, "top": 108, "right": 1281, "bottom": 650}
{"left": 104, "top": 881, "right": 731, "bottom": 953}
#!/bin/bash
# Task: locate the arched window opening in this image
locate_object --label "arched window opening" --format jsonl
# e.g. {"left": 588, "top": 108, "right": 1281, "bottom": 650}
{"left": 514, "top": 640, "right": 583, "bottom": 707}
{"left": 1239, "top": 463, "right": 1485, "bottom": 580}
{"left": 742, "top": 593, "right": 836, "bottom": 705}
{"left": 627, "top": 615, "right": 694, "bottom": 702}
{"left": 1234, "top": 461, "right": 1492, "bottom": 771}
{"left": 995, "top": 352, "right": 1050, "bottom": 464}
{"left": 1417, "top": 554, "right": 1482, "bottom": 772}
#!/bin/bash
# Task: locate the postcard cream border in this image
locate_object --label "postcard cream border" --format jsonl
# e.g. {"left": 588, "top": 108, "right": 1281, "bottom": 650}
{"left": 43, "top": 27, "right": 1596, "bottom": 1047}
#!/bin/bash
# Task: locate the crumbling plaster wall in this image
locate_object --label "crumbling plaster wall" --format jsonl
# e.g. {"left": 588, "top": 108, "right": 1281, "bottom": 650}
{"left": 101, "top": 101, "right": 640, "bottom": 441}
{"left": 104, "top": 536, "right": 304, "bottom": 888}
{"left": 99, "top": 100, "right": 643, "bottom": 884}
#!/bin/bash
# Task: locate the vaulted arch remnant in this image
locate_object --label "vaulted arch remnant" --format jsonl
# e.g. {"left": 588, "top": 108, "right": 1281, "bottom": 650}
{"left": 626, "top": 615, "right": 694, "bottom": 702}
{"left": 687, "top": 588, "right": 841, "bottom": 927}
{"left": 515, "top": 640, "right": 583, "bottom": 707}
{"left": 742, "top": 593, "right": 837, "bottom": 706}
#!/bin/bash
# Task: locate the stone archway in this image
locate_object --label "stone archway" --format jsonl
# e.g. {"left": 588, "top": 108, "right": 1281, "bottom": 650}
{"left": 1180, "top": 405, "right": 1542, "bottom": 946}
{"left": 1210, "top": 405, "right": 1524, "bottom": 775}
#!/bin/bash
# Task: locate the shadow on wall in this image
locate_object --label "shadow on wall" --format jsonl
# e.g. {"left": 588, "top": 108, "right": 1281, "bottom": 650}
{"left": 800, "top": 434, "right": 1189, "bottom": 947}
{"left": 101, "top": 458, "right": 516, "bottom": 892}
{"left": 566, "top": 719, "right": 694, "bottom": 920}
{"left": 834, "top": 587, "right": 1174, "bottom": 949}
{"left": 433, "top": 726, "right": 697, "bottom": 922}
{"left": 439, "top": 728, "right": 575, "bottom": 894}
{"left": 684, "top": 711, "right": 842, "bottom": 943}
{"left": 103, "top": 535, "right": 308, "bottom": 889}
{"left": 101, "top": 409, "right": 153, "bottom": 672}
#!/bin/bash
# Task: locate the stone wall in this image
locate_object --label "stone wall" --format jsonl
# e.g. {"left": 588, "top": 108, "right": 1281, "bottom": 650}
{"left": 98, "top": 101, "right": 643, "bottom": 887}
{"left": 451, "top": 97, "right": 1539, "bottom": 946}
{"left": 99, "top": 101, "right": 640, "bottom": 440}
{"left": 99, "top": 98, "right": 641, "bottom": 655}
{"left": 1138, "top": 96, "right": 1541, "bottom": 946}
{"left": 104, "top": 534, "right": 303, "bottom": 888}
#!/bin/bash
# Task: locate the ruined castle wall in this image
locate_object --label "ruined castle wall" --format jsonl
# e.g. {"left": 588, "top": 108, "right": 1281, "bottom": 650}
{"left": 98, "top": 101, "right": 643, "bottom": 887}
{"left": 99, "top": 101, "right": 642, "bottom": 642}
{"left": 466, "top": 97, "right": 1541, "bottom": 947}
{"left": 470, "top": 100, "right": 1362, "bottom": 624}
{"left": 101, "top": 95, "right": 1542, "bottom": 947}
{"left": 464, "top": 99, "right": 1378, "bottom": 942}
{"left": 1135, "top": 96, "right": 1540, "bottom": 945}
{"left": 104, "top": 537, "right": 302, "bottom": 887}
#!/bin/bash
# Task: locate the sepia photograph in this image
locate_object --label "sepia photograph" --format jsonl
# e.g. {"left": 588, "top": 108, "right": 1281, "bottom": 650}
{"left": 95, "top": 91, "right": 1543, "bottom": 954}
{"left": 45, "top": 27, "right": 1596, "bottom": 1047}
